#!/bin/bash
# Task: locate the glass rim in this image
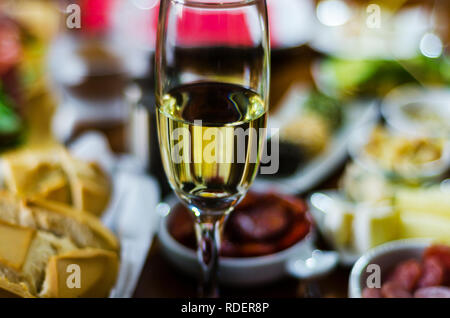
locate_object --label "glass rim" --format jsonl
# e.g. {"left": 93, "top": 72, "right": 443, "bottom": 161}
{"left": 171, "top": 0, "right": 259, "bottom": 9}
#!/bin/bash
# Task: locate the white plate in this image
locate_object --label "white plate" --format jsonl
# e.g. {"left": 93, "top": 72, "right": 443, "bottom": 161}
{"left": 256, "top": 86, "right": 379, "bottom": 195}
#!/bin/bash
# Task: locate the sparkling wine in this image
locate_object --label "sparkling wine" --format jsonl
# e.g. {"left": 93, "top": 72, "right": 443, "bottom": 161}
{"left": 157, "top": 82, "right": 267, "bottom": 213}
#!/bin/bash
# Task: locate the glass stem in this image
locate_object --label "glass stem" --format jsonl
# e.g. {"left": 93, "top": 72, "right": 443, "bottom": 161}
{"left": 194, "top": 214, "right": 225, "bottom": 298}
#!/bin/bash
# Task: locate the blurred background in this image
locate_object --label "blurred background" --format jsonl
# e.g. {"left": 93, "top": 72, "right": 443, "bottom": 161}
{"left": 0, "top": 0, "right": 449, "bottom": 297}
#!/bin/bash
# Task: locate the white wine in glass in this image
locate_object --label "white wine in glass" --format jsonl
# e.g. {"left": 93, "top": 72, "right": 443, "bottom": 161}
{"left": 156, "top": 0, "right": 270, "bottom": 297}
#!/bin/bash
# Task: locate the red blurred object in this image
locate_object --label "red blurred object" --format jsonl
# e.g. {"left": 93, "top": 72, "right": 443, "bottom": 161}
{"left": 417, "top": 257, "right": 446, "bottom": 288}
{"left": 362, "top": 287, "right": 382, "bottom": 298}
{"left": 79, "top": 0, "right": 118, "bottom": 35}
{"left": 113, "top": 0, "right": 314, "bottom": 50}
{"left": 0, "top": 15, "right": 23, "bottom": 113}
{"left": 0, "top": 16, "right": 22, "bottom": 76}
{"left": 176, "top": 10, "right": 252, "bottom": 47}
{"left": 363, "top": 245, "right": 450, "bottom": 298}
{"left": 424, "top": 245, "right": 450, "bottom": 269}
{"left": 380, "top": 282, "right": 413, "bottom": 298}
{"left": 386, "top": 259, "right": 422, "bottom": 291}
{"left": 414, "top": 286, "right": 450, "bottom": 298}
{"left": 168, "top": 190, "right": 312, "bottom": 258}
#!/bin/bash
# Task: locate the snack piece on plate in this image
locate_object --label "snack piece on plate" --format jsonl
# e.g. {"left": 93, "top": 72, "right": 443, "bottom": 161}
{"left": 396, "top": 188, "right": 450, "bottom": 244}
{"left": 340, "top": 163, "right": 396, "bottom": 204}
{"left": 385, "top": 259, "right": 422, "bottom": 291}
{"left": 1, "top": 144, "right": 111, "bottom": 216}
{"left": 322, "top": 198, "right": 354, "bottom": 247}
{"left": 0, "top": 191, "right": 119, "bottom": 298}
{"left": 414, "top": 286, "right": 450, "bottom": 298}
{"left": 424, "top": 245, "right": 450, "bottom": 272}
{"left": 363, "top": 245, "right": 450, "bottom": 298}
{"left": 399, "top": 212, "right": 450, "bottom": 244}
{"left": 395, "top": 186, "right": 450, "bottom": 219}
{"left": 394, "top": 176, "right": 450, "bottom": 243}
{"left": 275, "top": 91, "right": 342, "bottom": 172}
{"left": 1, "top": 147, "right": 70, "bottom": 202}
{"left": 59, "top": 150, "right": 111, "bottom": 216}
{"left": 363, "top": 126, "right": 445, "bottom": 178}
{"left": 312, "top": 192, "right": 399, "bottom": 253}
{"left": 417, "top": 256, "right": 445, "bottom": 288}
{"left": 342, "top": 169, "right": 450, "bottom": 244}
{"left": 40, "top": 249, "right": 118, "bottom": 298}
{"left": 352, "top": 204, "right": 399, "bottom": 254}
{"left": 280, "top": 113, "right": 330, "bottom": 157}
{"left": 223, "top": 192, "right": 311, "bottom": 257}
{"left": 169, "top": 191, "right": 312, "bottom": 258}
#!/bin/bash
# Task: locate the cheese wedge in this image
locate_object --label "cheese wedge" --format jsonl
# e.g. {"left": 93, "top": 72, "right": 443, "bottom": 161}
{"left": 323, "top": 200, "right": 354, "bottom": 247}
{"left": 40, "top": 249, "right": 119, "bottom": 298}
{"left": 24, "top": 196, "right": 119, "bottom": 252}
{"left": 69, "top": 161, "right": 110, "bottom": 217}
{"left": 0, "top": 191, "right": 118, "bottom": 252}
{"left": 399, "top": 211, "right": 450, "bottom": 244}
{"left": 0, "top": 223, "right": 77, "bottom": 295}
{"left": 60, "top": 151, "right": 110, "bottom": 217}
{"left": 0, "top": 221, "right": 35, "bottom": 270}
{"left": 353, "top": 204, "right": 399, "bottom": 253}
{"left": 0, "top": 192, "right": 119, "bottom": 298}
{"left": 0, "top": 277, "right": 34, "bottom": 298}
{"left": 3, "top": 160, "right": 70, "bottom": 205}
{"left": 1, "top": 145, "right": 111, "bottom": 217}
{"left": 395, "top": 186, "right": 450, "bottom": 219}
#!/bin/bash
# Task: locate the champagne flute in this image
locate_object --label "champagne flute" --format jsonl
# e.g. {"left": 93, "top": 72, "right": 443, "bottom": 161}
{"left": 155, "top": 0, "right": 270, "bottom": 297}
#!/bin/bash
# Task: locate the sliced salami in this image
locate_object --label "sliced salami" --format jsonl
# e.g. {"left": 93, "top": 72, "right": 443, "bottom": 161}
{"left": 414, "top": 286, "right": 450, "bottom": 298}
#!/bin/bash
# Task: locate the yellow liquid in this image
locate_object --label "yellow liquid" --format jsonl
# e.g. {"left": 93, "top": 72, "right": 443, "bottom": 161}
{"left": 156, "top": 82, "right": 267, "bottom": 213}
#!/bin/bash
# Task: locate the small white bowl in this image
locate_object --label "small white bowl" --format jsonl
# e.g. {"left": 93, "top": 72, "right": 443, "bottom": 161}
{"left": 347, "top": 123, "right": 450, "bottom": 182}
{"left": 381, "top": 86, "right": 450, "bottom": 139}
{"left": 157, "top": 197, "right": 339, "bottom": 287}
{"left": 348, "top": 239, "right": 432, "bottom": 298}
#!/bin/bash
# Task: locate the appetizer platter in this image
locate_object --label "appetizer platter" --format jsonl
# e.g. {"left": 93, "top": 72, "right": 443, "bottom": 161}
{"left": 257, "top": 85, "right": 378, "bottom": 194}
{"left": 309, "top": 119, "right": 450, "bottom": 265}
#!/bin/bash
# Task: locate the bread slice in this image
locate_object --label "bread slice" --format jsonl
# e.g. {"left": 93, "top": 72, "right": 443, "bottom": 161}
{"left": 2, "top": 146, "right": 65, "bottom": 196}
{"left": 0, "top": 277, "right": 34, "bottom": 298}
{"left": 0, "top": 220, "right": 77, "bottom": 295}
{"left": 1, "top": 145, "right": 110, "bottom": 216}
{"left": 0, "top": 220, "right": 36, "bottom": 271}
{"left": 0, "top": 193, "right": 119, "bottom": 298}
{"left": 59, "top": 150, "right": 111, "bottom": 217}
{"left": 2, "top": 152, "right": 70, "bottom": 204}
{"left": 0, "top": 191, "right": 118, "bottom": 252}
